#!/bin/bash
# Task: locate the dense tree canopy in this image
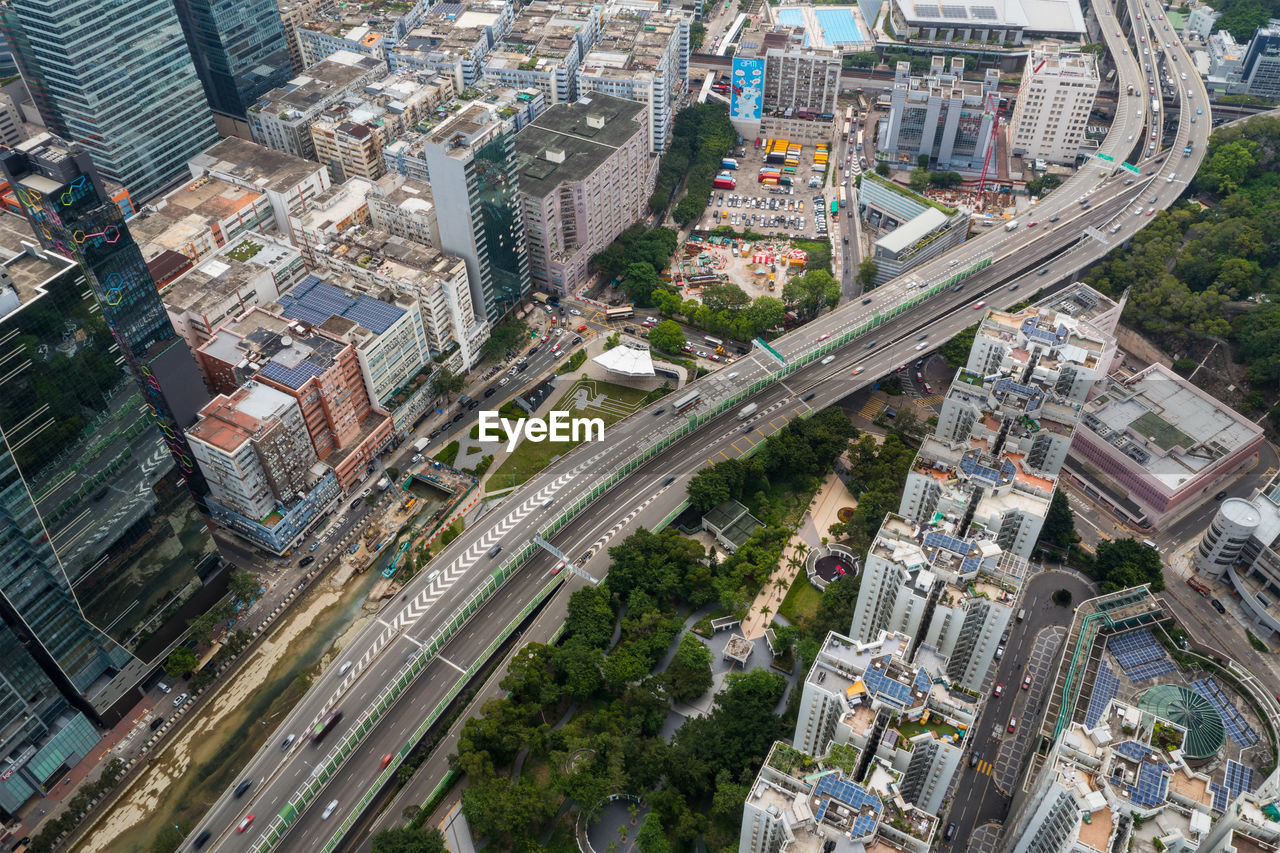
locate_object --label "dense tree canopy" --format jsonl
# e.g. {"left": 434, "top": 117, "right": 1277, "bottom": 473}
{"left": 1092, "top": 538, "right": 1165, "bottom": 594}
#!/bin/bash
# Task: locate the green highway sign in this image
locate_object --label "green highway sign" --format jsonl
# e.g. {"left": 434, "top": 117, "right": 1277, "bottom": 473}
{"left": 1095, "top": 152, "right": 1115, "bottom": 162}
{"left": 1121, "top": 161, "right": 1140, "bottom": 173}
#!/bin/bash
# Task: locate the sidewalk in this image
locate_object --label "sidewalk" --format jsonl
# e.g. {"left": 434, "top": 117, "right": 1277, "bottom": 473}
{"left": 739, "top": 470, "right": 853, "bottom": 640}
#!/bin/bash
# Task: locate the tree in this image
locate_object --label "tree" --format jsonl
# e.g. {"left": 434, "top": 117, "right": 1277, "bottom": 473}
{"left": 916, "top": 153, "right": 930, "bottom": 169}
{"left": 782, "top": 269, "right": 840, "bottom": 320}
{"left": 648, "top": 319, "right": 686, "bottom": 353}
{"left": 371, "top": 826, "right": 447, "bottom": 853}
{"left": 938, "top": 323, "right": 977, "bottom": 370}
{"left": 875, "top": 162, "right": 891, "bottom": 177}
{"left": 479, "top": 317, "right": 529, "bottom": 360}
{"left": 689, "top": 20, "right": 706, "bottom": 50}
{"left": 429, "top": 366, "right": 466, "bottom": 401}
{"left": 1093, "top": 538, "right": 1165, "bottom": 593}
{"left": 1037, "top": 491, "right": 1080, "bottom": 551}
{"left": 621, "top": 262, "right": 661, "bottom": 305}
{"left": 856, "top": 258, "right": 878, "bottom": 291}
{"left": 228, "top": 569, "right": 260, "bottom": 604}
{"left": 188, "top": 610, "right": 222, "bottom": 645}
{"left": 1052, "top": 589, "right": 1073, "bottom": 607}
{"left": 664, "top": 632, "right": 713, "bottom": 703}
{"left": 929, "top": 170, "right": 964, "bottom": 188}
{"left": 636, "top": 813, "right": 671, "bottom": 853}
{"left": 164, "top": 646, "right": 199, "bottom": 678}
{"left": 603, "top": 332, "right": 621, "bottom": 350}
{"left": 908, "top": 167, "right": 930, "bottom": 192}
{"left": 564, "top": 586, "right": 615, "bottom": 648}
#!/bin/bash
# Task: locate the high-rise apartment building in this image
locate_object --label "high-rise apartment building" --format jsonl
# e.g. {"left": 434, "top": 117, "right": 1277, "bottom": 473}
{"left": 577, "top": 11, "right": 690, "bottom": 154}
{"left": 482, "top": 0, "right": 601, "bottom": 105}
{"left": 197, "top": 307, "right": 394, "bottom": 490}
{"left": 849, "top": 285, "right": 1117, "bottom": 693}
{"left": 0, "top": 142, "right": 223, "bottom": 732}
{"left": 421, "top": 103, "right": 530, "bottom": 321}
{"left": 1243, "top": 19, "right": 1280, "bottom": 98}
{"left": 0, "top": 0, "right": 218, "bottom": 200}
{"left": 515, "top": 93, "right": 656, "bottom": 296}
{"left": 0, "top": 91, "right": 23, "bottom": 147}
{"left": 882, "top": 57, "right": 1001, "bottom": 171}
{"left": 1010, "top": 44, "right": 1099, "bottom": 165}
{"left": 187, "top": 381, "right": 339, "bottom": 553}
{"left": 173, "top": 0, "right": 294, "bottom": 120}
{"left": 248, "top": 50, "right": 387, "bottom": 160}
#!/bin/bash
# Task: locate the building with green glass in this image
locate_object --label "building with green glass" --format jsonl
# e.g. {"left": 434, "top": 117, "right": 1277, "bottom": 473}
{"left": 0, "top": 137, "right": 225, "bottom": 811}
{"left": 0, "top": 0, "right": 218, "bottom": 200}
{"left": 173, "top": 0, "right": 294, "bottom": 120}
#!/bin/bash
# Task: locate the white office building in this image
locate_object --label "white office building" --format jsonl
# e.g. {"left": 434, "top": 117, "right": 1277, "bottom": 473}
{"left": 1010, "top": 44, "right": 1100, "bottom": 165}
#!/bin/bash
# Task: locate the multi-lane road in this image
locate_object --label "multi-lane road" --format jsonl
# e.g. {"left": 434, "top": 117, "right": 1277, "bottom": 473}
{"left": 198, "top": 14, "right": 1214, "bottom": 851}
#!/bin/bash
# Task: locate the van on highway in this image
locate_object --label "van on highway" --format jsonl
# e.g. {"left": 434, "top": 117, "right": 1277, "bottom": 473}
{"left": 193, "top": 830, "right": 212, "bottom": 849}
{"left": 488, "top": 545, "right": 503, "bottom": 559}
{"left": 322, "top": 800, "right": 339, "bottom": 820}
{"left": 662, "top": 475, "right": 676, "bottom": 486}
{"left": 1017, "top": 609, "right": 1026, "bottom": 622}
{"left": 234, "top": 779, "right": 253, "bottom": 798}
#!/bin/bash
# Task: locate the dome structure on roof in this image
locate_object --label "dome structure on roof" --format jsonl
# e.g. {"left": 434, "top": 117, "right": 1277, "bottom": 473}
{"left": 1137, "top": 684, "right": 1225, "bottom": 760}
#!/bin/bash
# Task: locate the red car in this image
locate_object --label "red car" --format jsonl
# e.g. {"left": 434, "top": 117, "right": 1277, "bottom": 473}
{"left": 1008, "top": 717, "right": 1017, "bottom": 733}
{"left": 992, "top": 682, "right": 1004, "bottom": 698}
{"left": 1022, "top": 675, "right": 1032, "bottom": 690}
{"left": 552, "top": 561, "right": 565, "bottom": 575}
{"left": 1027, "top": 220, "right": 1038, "bottom": 227}
{"left": 818, "top": 333, "right": 831, "bottom": 341}
{"left": 380, "top": 754, "right": 394, "bottom": 770}
{"left": 681, "top": 344, "right": 694, "bottom": 353}
{"left": 237, "top": 815, "right": 255, "bottom": 833}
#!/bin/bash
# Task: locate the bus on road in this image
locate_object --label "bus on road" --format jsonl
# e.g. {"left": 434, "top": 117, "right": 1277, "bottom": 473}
{"left": 672, "top": 391, "right": 701, "bottom": 415}
{"left": 838, "top": 187, "right": 846, "bottom": 208}
{"left": 312, "top": 710, "right": 343, "bottom": 743}
{"left": 856, "top": 130, "right": 864, "bottom": 152}
{"left": 604, "top": 304, "right": 634, "bottom": 319}
{"left": 830, "top": 198, "right": 839, "bottom": 220}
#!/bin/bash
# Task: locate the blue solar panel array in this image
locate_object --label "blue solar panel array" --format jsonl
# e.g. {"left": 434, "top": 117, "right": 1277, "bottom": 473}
{"left": 813, "top": 773, "right": 881, "bottom": 839}
{"left": 924, "top": 531, "right": 971, "bottom": 556}
{"left": 1019, "top": 317, "right": 1068, "bottom": 346}
{"left": 1085, "top": 662, "right": 1118, "bottom": 727}
{"left": 1209, "top": 782, "right": 1229, "bottom": 812}
{"left": 913, "top": 668, "right": 932, "bottom": 693}
{"left": 1116, "top": 740, "right": 1155, "bottom": 762}
{"left": 1107, "top": 630, "right": 1176, "bottom": 683}
{"left": 1225, "top": 759, "right": 1254, "bottom": 799}
{"left": 1191, "top": 678, "right": 1259, "bottom": 748}
{"left": 258, "top": 357, "right": 328, "bottom": 390}
{"left": 863, "top": 665, "right": 915, "bottom": 708}
{"left": 277, "top": 275, "right": 405, "bottom": 335}
{"left": 1110, "top": 742, "right": 1169, "bottom": 808}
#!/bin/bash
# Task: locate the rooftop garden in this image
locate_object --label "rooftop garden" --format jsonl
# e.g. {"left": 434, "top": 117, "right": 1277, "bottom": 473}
{"left": 825, "top": 742, "right": 860, "bottom": 776}
{"left": 862, "top": 170, "right": 959, "bottom": 217}
{"left": 896, "top": 718, "right": 963, "bottom": 744}
{"left": 226, "top": 240, "right": 264, "bottom": 263}
{"left": 768, "top": 743, "right": 817, "bottom": 777}
{"left": 882, "top": 797, "right": 934, "bottom": 841}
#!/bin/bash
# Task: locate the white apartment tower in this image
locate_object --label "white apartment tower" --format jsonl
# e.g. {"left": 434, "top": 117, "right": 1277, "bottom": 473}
{"left": 1010, "top": 44, "right": 1100, "bottom": 165}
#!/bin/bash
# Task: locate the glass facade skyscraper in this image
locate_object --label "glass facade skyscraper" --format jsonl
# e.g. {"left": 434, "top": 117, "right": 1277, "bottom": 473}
{"left": 0, "top": 0, "right": 219, "bottom": 200}
{"left": 173, "top": 0, "right": 294, "bottom": 120}
{"left": 0, "top": 136, "right": 222, "bottom": 730}
{"left": 422, "top": 103, "right": 531, "bottom": 321}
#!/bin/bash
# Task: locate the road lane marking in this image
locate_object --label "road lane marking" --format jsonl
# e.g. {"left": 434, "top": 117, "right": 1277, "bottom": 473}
{"left": 437, "top": 656, "right": 466, "bottom": 674}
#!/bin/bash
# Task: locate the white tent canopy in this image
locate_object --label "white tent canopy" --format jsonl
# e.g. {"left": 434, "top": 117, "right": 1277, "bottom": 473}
{"left": 592, "top": 344, "right": 655, "bottom": 377}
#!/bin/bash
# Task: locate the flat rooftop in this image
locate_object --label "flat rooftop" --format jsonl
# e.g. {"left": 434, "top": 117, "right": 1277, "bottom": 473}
{"left": 1081, "top": 363, "right": 1263, "bottom": 482}
{"left": 254, "top": 51, "right": 384, "bottom": 116}
{"left": 274, "top": 274, "right": 406, "bottom": 335}
{"left": 0, "top": 215, "right": 78, "bottom": 315}
{"left": 163, "top": 235, "right": 300, "bottom": 316}
{"left": 514, "top": 93, "right": 646, "bottom": 197}
{"left": 201, "top": 308, "right": 349, "bottom": 391}
{"left": 189, "top": 137, "right": 325, "bottom": 194}
{"left": 188, "top": 383, "right": 295, "bottom": 453}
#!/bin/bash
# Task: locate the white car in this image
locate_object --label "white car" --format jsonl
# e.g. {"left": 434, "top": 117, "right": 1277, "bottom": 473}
{"left": 569, "top": 308, "right": 582, "bottom": 316}
{"left": 697, "top": 351, "right": 709, "bottom": 358}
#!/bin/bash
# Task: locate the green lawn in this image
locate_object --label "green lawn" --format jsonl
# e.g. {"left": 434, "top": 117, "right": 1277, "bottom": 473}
{"left": 487, "top": 378, "right": 652, "bottom": 489}
{"left": 897, "top": 719, "right": 962, "bottom": 742}
{"left": 778, "top": 571, "right": 822, "bottom": 624}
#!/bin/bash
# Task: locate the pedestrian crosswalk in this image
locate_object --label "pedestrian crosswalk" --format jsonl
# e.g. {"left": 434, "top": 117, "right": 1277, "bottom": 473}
{"left": 857, "top": 399, "right": 884, "bottom": 419}
{"left": 973, "top": 759, "right": 994, "bottom": 777}
{"left": 919, "top": 393, "right": 943, "bottom": 407}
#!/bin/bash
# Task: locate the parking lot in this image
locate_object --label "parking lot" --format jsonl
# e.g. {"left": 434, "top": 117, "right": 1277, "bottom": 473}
{"left": 708, "top": 135, "right": 836, "bottom": 240}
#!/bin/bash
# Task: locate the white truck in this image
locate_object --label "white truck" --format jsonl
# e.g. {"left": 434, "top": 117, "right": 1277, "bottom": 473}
{"left": 412, "top": 437, "right": 430, "bottom": 453}
{"left": 376, "top": 476, "right": 390, "bottom": 492}
{"left": 738, "top": 403, "right": 758, "bottom": 420}
{"left": 1004, "top": 220, "right": 1019, "bottom": 232}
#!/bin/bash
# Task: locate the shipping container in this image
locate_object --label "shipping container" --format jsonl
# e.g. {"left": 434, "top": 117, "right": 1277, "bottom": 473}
{"left": 721, "top": 158, "right": 738, "bottom": 170}
{"left": 712, "top": 176, "right": 736, "bottom": 189}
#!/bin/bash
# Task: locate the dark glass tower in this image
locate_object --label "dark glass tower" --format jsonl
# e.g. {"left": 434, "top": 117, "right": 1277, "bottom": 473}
{"left": 0, "top": 135, "right": 222, "bottom": 724}
{"left": 0, "top": 0, "right": 218, "bottom": 200}
{"left": 173, "top": 0, "right": 294, "bottom": 120}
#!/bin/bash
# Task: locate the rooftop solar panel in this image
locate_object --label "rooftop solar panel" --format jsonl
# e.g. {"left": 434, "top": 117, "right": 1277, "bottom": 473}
{"left": 1085, "top": 662, "right": 1118, "bottom": 727}
{"left": 1209, "top": 782, "right": 1229, "bottom": 812}
{"left": 1191, "top": 678, "right": 1258, "bottom": 748}
{"left": 971, "top": 6, "right": 998, "bottom": 18}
